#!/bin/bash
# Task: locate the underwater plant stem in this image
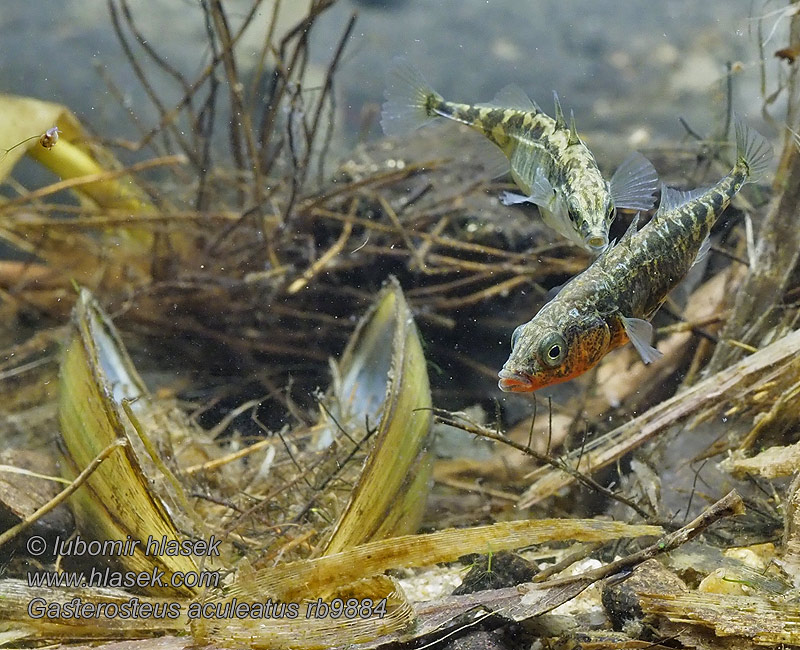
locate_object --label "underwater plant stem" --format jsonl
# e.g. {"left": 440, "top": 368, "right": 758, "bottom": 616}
{"left": 107, "top": 0, "right": 194, "bottom": 163}
{"left": 287, "top": 206, "right": 354, "bottom": 294}
{"left": 0, "top": 439, "right": 127, "bottom": 550}
{"left": 299, "top": 12, "right": 357, "bottom": 186}
{"left": 4, "top": 148, "right": 184, "bottom": 213}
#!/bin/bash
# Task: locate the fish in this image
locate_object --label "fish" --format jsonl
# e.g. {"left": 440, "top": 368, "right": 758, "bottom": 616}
{"left": 498, "top": 119, "right": 772, "bottom": 393}
{"left": 380, "top": 58, "right": 658, "bottom": 252}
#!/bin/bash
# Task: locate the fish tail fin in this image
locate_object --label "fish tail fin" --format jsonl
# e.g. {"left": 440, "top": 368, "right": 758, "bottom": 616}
{"left": 734, "top": 118, "right": 773, "bottom": 183}
{"left": 381, "top": 58, "right": 441, "bottom": 136}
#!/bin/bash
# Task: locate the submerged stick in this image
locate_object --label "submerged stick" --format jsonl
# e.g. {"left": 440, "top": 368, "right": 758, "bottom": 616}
{"left": 353, "top": 491, "right": 742, "bottom": 650}
{"left": 520, "top": 327, "right": 800, "bottom": 507}
{"left": 706, "top": 147, "right": 800, "bottom": 373}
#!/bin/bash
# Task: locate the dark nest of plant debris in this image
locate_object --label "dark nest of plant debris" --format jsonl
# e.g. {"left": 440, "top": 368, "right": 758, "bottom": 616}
{"left": 3, "top": 1, "right": 800, "bottom": 649}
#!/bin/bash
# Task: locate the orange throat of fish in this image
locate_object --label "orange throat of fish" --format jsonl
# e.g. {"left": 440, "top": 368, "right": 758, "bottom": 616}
{"left": 498, "top": 326, "right": 624, "bottom": 393}
{"left": 498, "top": 366, "right": 583, "bottom": 393}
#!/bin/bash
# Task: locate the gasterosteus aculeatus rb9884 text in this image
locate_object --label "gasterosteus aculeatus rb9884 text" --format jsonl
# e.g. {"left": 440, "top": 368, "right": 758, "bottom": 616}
{"left": 380, "top": 58, "right": 658, "bottom": 252}
{"left": 498, "top": 120, "right": 772, "bottom": 393}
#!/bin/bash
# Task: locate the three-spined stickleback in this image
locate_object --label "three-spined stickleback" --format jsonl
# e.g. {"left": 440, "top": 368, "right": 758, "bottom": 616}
{"left": 380, "top": 58, "right": 658, "bottom": 253}
{"left": 498, "top": 120, "right": 773, "bottom": 393}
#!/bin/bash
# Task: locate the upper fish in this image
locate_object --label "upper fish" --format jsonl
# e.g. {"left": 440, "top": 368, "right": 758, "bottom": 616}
{"left": 498, "top": 119, "right": 772, "bottom": 392}
{"left": 380, "top": 58, "right": 659, "bottom": 252}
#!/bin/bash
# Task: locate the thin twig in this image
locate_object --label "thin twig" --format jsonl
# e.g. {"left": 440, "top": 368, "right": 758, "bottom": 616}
{"left": 0, "top": 440, "right": 127, "bottom": 550}
{"left": 299, "top": 12, "right": 357, "bottom": 186}
{"left": 0, "top": 155, "right": 186, "bottom": 210}
{"left": 432, "top": 409, "right": 659, "bottom": 524}
{"left": 541, "top": 490, "right": 744, "bottom": 588}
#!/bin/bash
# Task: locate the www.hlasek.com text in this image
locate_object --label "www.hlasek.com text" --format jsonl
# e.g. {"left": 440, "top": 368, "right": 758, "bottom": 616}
{"left": 28, "top": 566, "right": 220, "bottom": 590}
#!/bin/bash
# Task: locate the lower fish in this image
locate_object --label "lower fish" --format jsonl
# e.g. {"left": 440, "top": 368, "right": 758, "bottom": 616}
{"left": 380, "top": 58, "right": 658, "bottom": 252}
{"left": 498, "top": 120, "right": 772, "bottom": 392}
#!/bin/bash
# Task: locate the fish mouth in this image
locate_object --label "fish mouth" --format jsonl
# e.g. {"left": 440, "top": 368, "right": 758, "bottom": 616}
{"left": 586, "top": 235, "right": 608, "bottom": 253}
{"left": 498, "top": 368, "right": 535, "bottom": 392}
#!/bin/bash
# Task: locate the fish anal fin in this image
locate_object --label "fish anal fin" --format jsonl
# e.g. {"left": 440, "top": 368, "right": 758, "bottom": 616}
{"left": 692, "top": 234, "right": 711, "bottom": 270}
{"left": 609, "top": 152, "right": 658, "bottom": 211}
{"left": 669, "top": 235, "right": 710, "bottom": 308}
{"left": 621, "top": 315, "right": 663, "bottom": 364}
{"left": 453, "top": 126, "right": 511, "bottom": 179}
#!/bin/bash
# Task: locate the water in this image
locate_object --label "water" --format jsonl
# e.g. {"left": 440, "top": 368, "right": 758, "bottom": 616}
{"left": 1, "top": 0, "right": 782, "bottom": 156}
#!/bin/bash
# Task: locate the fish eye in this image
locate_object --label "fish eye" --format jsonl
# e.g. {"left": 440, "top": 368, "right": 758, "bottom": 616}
{"left": 539, "top": 332, "right": 567, "bottom": 367}
{"left": 510, "top": 325, "right": 523, "bottom": 350}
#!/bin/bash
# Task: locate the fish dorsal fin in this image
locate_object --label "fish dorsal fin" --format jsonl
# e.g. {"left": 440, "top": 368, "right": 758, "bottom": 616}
{"left": 618, "top": 212, "right": 641, "bottom": 246}
{"left": 595, "top": 216, "right": 639, "bottom": 268}
{"left": 568, "top": 110, "right": 581, "bottom": 146}
{"left": 553, "top": 91, "right": 566, "bottom": 129}
{"left": 609, "top": 152, "right": 658, "bottom": 210}
{"left": 656, "top": 184, "right": 708, "bottom": 216}
{"left": 478, "top": 84, "right": 538, "bottom": 112}
{"left": 544, "top": 274, "right": 579, "bottom": 302}
{"left": 620, "top": 315, "right": 663, "bottom": 364}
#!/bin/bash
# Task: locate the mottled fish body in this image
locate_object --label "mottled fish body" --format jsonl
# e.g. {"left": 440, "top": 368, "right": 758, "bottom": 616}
{"left": 381, "top": 59, "right": 658, "bottom": 252}
{"left": 498, "top": 120, "right": 773, "bottom": 393}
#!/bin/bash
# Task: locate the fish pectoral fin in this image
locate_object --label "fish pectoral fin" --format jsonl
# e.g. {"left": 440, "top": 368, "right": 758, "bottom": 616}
{"left": 527, "top": 167, "right": 558, "bottom": 207}
{"left": 500, "top": 191, "right": 531, "bottom": 206}
{"left": 621, "top": 315, "right": 663, "bottom": 365}
{"left": 502, "top": 167, "right": 557, "bottom": 208}
{"left": 609, "top": 152, "right": 659, "bottom": 210}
